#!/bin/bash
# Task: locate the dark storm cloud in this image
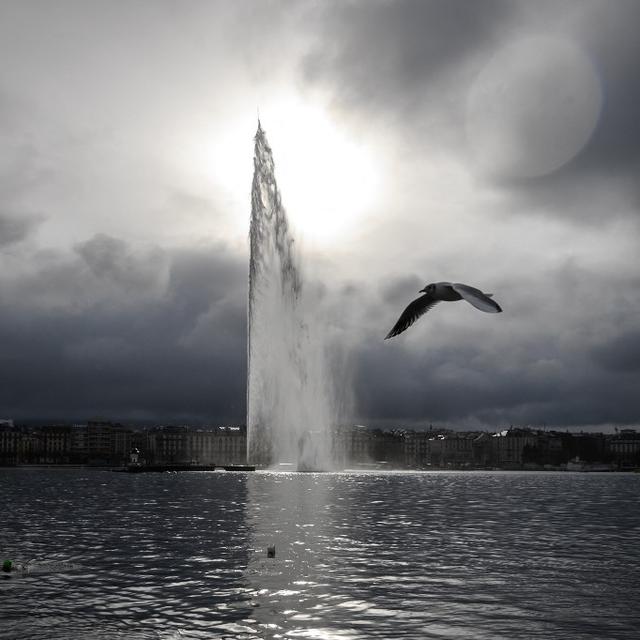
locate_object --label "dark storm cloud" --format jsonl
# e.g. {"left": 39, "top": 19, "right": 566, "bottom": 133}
{"left": 6, "top": 237, "right": 636, "bottom": 428}
{"left": 578, "top": 0, "right": 640, "bottom": 171}
{"left": 492, "top": 0, "right": 640, "bottom": 219}
{"left": 341, "top": 263, "right": 640, "bottom": 428}
{"left": 303, "top": 0, "right": 513, "bottom": 116}
{"left": 591, "top": 330, "right": 640, "bottom": 374}
{"left": 0, "top": 212, "right": 41, "bottom": 246}
{"left": 353, "top": 338, "right": 640, "bottom": 427}
{"left": 74, "top": 233, "right": 166, "bottom": 291}
{"left": 301, "top": 0, "right": 640, "bottom": 221}
{"left": 378, "top": 274, "right": 423, "bottom": 309}
{"left": 0, "top": 236, "right": 247, "bottom": 423}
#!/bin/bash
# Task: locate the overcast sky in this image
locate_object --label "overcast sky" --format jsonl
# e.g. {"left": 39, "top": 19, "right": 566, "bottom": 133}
{"left": 1, "top": 0, "right": 639, "bottom": 430}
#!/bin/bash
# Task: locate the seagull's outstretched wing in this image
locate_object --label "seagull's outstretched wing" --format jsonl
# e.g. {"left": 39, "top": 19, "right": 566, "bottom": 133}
{"left": 452, "top": 283, "right": 502, "bottom": 313}
{"left": 385, "top": 294, "right": 440, "bottom": 339}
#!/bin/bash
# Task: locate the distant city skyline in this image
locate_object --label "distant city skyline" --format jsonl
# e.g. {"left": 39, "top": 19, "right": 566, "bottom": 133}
{"left": 2, "top": 420, "right": 638, "bottom": 471}
{"left": 1, "top": 1, "right": 639, "bottom": 429}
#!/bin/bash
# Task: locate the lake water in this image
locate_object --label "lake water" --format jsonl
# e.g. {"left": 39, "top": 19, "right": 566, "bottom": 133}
{"left": 1, "top": 469, "right": 639, "bottom": 639}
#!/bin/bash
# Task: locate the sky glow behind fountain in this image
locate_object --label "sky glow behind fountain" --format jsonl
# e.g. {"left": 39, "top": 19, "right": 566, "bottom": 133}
{"left": 247, "top": 122, "right": 334, "bottom": 470}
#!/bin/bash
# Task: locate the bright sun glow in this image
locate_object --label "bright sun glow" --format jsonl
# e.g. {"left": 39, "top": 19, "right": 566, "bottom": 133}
{"left": 260, "top": 98, "right": 380, "bottom": 244}
{"left": 192, "top": 95, "right": 382, "bottom": 247}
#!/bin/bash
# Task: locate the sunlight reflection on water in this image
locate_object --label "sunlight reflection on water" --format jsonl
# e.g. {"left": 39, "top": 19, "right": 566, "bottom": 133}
{"left": 1, "top": 470, "right": 639, "bottom": 639}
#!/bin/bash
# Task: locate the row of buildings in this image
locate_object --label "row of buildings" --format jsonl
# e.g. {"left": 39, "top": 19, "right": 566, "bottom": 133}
{"left": 0, "top": 420, "right": 246, "bottom": 467}
{"left": 337, "top": 425, "right": 640, "bottom": 470}
{"left": 1, "top": 420, "right": 639, "bottom": 469}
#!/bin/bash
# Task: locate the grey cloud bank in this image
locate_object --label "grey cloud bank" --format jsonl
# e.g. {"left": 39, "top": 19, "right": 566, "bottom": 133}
{"left": 0, "top": 0, "right": 638, "bottom": 429}
{"left": 0, "top": 237, "right": 246, "bottom": 423}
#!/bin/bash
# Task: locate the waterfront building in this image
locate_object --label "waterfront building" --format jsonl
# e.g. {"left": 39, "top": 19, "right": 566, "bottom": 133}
{"left": 150, "top": 425, "right": 192, "bottom": 464}
{"left": 424, "top": 432, "right": 482, "bottom": 467}
{"left": 87, "top": 421, "right": 116, "bottom": 463}
{"left": 212, "top": 426, "right": 246, "bottom": 465}
{"left": 38, "top": 425, "right": 72, "bottom": 463}
{"left": 609, "top": 429, "right": 640, "bottom": 469}
{"left": 332, "top": 425, "right": 375, "bottom": 466}
{"left": 71, "top": 424, "right": 88, "bottom": 462}
{"left": 403, "top": 430, "right": 432, "bottom": 468}
{"left": 471, "top": 432, "right": 492, "bottom": 467}
{"left": 144, "top": 425, "right": 246, "bottom": 466}
{"left": 18, "top": 431, "right": 41, "bottom": 463}
{"left": 371, "top": 429, "right": 405, "bottom": 466}
{"left": 491, "top": 428, "right": 539, "bottom": 467}
{"left": 112, "top": 425, "right": 133, "bottom": 465}
{"left": 0, "top": 422, "right": 19, "bottom": 464}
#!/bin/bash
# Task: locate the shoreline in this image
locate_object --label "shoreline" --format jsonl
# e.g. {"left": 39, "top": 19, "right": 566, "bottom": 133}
{"left": 1, "top": 464, "right": 638, "bottom": 473}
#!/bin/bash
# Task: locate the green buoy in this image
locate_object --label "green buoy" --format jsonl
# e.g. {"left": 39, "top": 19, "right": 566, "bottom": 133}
{"left": 2, "top": 559, "right": 12, "bottom": 572}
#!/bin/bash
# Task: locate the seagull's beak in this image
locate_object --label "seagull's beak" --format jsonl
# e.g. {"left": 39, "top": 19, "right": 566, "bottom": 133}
{"left": 419, "top": 288, "right": 426, "bottom": 293}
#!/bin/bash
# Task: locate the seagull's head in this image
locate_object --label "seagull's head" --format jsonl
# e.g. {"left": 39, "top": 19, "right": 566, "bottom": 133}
{"left": 419, "top": 283, "right": 435, "bottom": 294}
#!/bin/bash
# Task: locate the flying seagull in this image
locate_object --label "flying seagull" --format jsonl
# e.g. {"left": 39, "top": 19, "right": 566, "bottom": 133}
{"left": 385, "top": 282, "right": 502, "bottom": 339}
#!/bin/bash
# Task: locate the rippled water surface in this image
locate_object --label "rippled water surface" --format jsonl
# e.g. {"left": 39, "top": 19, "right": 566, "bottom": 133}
{"left": 1, "top": 470, "right": 639, "bottom": 639}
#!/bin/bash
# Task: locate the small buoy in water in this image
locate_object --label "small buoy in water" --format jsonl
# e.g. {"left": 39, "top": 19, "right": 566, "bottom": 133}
{"left": 2, "top": 560, "right": 13, "bottom": 573}
{"left": 267, "top": 545, "right": 275, "bottom": 558}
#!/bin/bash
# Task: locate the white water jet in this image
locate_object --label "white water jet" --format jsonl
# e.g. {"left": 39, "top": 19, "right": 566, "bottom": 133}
{"left": 247, "top": 121, "right": 334, "bottom": 470}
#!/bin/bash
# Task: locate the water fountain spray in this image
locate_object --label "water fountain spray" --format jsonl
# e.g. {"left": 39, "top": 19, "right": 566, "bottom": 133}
{"left": 247, "top": 121, "right": 334, "bottom": 470}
